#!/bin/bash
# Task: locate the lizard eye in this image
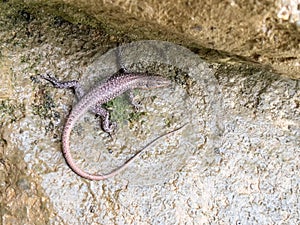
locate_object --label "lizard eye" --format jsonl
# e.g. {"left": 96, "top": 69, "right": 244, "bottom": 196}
{"left": 118, "top": 68, "right": 127, "bottom": 74}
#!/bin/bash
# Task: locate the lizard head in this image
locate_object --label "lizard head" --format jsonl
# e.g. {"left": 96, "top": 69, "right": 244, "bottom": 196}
{"left": 139, "top": 74, "right": 171, "bottom": 89}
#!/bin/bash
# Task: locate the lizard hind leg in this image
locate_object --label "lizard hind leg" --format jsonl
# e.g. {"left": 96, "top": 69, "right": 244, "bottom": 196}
{"left": 92, "top": 105, "right": 117, "bottom": 135}
{"left": 41, "top": 73, "right": 85, "bottom": 100}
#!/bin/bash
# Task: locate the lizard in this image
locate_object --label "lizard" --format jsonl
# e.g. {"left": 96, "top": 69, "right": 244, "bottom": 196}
{"left": 41, "top": 71, "right": 185, "bottom": 180}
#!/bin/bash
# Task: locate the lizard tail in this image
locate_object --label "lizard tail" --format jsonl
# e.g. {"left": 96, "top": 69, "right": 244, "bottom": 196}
{"left": 62, "top": 121, "right": 187, "bottom": 181}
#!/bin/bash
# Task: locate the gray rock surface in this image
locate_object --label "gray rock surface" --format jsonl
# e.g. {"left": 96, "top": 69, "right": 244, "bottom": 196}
{"left": 0, "top": 4, "right": 299, "bottom": 225}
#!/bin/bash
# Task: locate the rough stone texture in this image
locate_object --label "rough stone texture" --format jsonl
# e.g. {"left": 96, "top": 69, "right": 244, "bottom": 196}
{"left": 58, "top": 0, "right": 300, "bottom": 79}
{"left": 0, "top": 1, "right": 299, "bottom": 225}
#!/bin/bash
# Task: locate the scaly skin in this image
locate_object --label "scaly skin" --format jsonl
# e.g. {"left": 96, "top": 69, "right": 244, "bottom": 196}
{"left": 42, "top": 72, "right": 184, "bottom": 180}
